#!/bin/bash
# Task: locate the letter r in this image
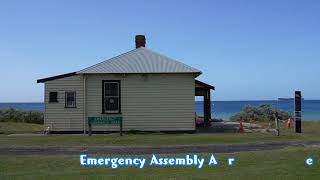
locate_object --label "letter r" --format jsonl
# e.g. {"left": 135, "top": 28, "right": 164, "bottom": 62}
{"left": 228, "top": 158, "right": 235, "bottom": 166}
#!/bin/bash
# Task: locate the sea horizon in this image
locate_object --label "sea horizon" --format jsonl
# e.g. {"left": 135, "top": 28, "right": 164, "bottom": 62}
{"left": 1, "top": 100, "right": 320, "bottom": 121}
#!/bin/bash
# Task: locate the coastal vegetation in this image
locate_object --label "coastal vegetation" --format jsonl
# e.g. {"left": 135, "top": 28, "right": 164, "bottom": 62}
{"left": 0, "top": 108, "right": 43, "bottom": 124}
{"left": 230, "top": 104, "right": 293, "bottom": 122}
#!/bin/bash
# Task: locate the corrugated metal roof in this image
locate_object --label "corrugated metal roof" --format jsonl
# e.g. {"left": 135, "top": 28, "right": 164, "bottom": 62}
{"left": 77, "top": 47, "right": 202, "bottom": 74}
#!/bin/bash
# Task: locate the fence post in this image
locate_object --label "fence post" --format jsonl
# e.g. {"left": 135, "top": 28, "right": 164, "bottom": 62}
{"left": 29, "top": 111, "right": 31, "bottom": 123}
{"left": 275, "top": 111, "right": 280, "bottom": 136}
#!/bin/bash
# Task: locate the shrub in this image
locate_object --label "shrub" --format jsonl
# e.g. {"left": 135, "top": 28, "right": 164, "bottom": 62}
{"left": 230, "top": 104, "right": 293, "bottom": 122}
{"left": 0, "top": 108, "right": 44, "bottom": 124}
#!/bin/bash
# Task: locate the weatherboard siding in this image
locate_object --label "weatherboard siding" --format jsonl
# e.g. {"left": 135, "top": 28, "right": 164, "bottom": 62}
{"left": 44, "top": 73, "right": 195, "bottom": 131}
{"left": 44, "top": 75, "right": 84, "bottom": 131}
{"left": 86, "top": 74, "right": 195, "bottom": 131}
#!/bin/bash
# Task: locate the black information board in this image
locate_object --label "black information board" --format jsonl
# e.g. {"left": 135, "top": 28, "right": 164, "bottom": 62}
{"left": 295, "top": 91, "right": 302, "bottom": 111}
{"left": 295, "top": 91, "right": 302, "bottom": 133}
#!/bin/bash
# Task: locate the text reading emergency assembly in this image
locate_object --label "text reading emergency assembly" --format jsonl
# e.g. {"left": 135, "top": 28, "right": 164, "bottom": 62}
{"left": 80, "top": 154, "right": 235, "bottom": 169}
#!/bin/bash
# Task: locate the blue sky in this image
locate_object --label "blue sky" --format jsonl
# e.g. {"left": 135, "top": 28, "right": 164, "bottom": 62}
{"left": 0, "top": 0, "right": 319, "bottom": 102}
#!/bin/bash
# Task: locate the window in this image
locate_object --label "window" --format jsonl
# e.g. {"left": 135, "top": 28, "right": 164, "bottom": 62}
{"left": 65, "top": 91, "right": 76, "bottom": 108}
{"left": 102, "top": 80, "right": 120, "bottom": 113}
{"left": 49, "top": 92, "right": 58, "bottom": 103}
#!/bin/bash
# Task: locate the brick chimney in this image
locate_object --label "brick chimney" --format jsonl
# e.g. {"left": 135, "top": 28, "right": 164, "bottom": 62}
{"left": 135, "top": 35, "right": 146, "bottom": 48}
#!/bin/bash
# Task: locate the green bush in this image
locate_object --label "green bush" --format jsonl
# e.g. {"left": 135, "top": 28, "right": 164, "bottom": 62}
{"left": 230, "top": 104, "right": 293, "bottom": 122}
{"left": 0, "top": 108, "right": 44, "bottom": 124}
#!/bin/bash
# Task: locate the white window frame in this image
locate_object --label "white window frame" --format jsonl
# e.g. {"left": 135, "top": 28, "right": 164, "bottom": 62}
{"left": 65, "top": 91, "right": 76, "bottom": 108}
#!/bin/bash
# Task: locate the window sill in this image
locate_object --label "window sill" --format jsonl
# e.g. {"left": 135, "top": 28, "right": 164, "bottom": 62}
{"left": 65, "top": 107, "right": 77, "bottom": 109}
{"left": 49, "top": 101, "right": 59, "bottom": 103}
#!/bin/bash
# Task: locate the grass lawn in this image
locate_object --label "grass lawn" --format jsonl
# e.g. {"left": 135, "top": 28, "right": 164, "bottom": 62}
{"left": 0, "top": 121, "right": 319, "bottom": 147}
{"left": 0, "top": 146, "right": 319, "bottom": 179}
{"left": 1, "top": 122, "right": 320, "bottom": 179}
{"left": 0, "top": 122, "right": 42, "bottom": 135}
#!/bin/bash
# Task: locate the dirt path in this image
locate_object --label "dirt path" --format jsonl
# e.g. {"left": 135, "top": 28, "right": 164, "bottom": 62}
{"left": 0, "top": 141, "right": 319, "bottom": 156}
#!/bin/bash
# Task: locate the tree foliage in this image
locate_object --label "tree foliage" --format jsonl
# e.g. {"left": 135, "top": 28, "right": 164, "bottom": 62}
{"left": 230, "top": 104, "right": 293, "bottom": 122}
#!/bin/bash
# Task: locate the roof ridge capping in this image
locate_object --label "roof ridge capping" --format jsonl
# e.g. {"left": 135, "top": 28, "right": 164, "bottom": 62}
{"left": 77, "top": 47, "right": 202, "bottom": 75}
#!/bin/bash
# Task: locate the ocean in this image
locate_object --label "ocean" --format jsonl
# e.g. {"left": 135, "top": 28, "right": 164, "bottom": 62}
{"left": 1, "top": 100, "right": 320, "bottom": 121}
{"left": 196, "top": 100, "right": 320, "bottom": 121}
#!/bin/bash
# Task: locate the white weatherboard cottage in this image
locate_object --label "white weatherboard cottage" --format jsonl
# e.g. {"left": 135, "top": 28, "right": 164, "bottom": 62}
{"left": 37, "top": 35, "right": 214, "bottom": 133}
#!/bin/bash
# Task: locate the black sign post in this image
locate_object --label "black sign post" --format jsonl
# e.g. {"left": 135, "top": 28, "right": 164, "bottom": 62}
{"left": 294, "top": 91, "right": 302, "bottom": 133}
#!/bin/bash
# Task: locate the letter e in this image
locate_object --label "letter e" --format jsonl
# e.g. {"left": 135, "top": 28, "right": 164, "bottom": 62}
{"left": 306, "top": 158, "right": 313, "bottom": 166}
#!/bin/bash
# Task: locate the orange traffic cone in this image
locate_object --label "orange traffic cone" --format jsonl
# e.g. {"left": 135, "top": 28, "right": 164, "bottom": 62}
{"left": 239, "top": 120, "right": 244, "bottom": 133}
{"left": 286, "top": 118, "right": 292, "bottom": 129}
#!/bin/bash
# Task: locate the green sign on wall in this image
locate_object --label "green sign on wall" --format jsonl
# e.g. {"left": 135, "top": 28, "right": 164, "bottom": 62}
{"left": 87, "top": 116, "right": 123, "bottom": 136}
{"left": 88, "top": 116, "right": 122, "bottom": 125}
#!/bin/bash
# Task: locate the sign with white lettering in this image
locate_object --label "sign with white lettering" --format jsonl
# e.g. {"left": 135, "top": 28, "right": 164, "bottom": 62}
{"left": 88, "top": 116, "right": 122, "bottom": 125}
{"left": 87, "top": 116, "right": 123, "bottom": 136}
